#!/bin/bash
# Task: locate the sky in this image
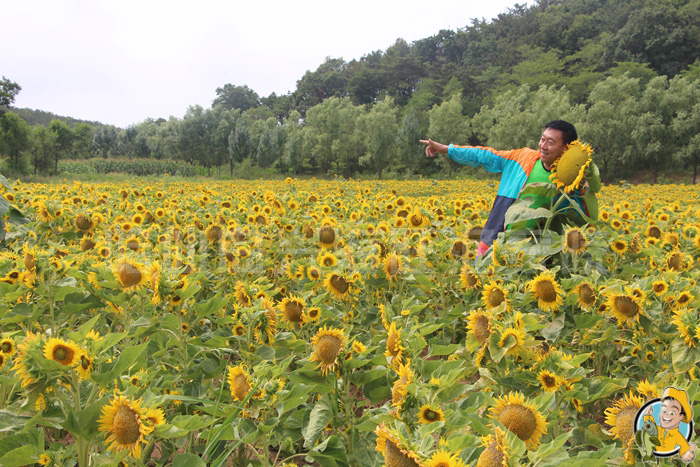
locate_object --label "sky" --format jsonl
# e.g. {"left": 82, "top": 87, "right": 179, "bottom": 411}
{"left": 4, "top": 0, "right": 526, "bottom": 128}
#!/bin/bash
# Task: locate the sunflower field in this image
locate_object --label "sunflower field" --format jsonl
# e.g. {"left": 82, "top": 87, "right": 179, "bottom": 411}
{"left": 0, "top": 173, "right": 699, "bottom": 467}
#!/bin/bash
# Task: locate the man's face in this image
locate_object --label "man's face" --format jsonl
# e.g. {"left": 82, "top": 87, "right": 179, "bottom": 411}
{"left": 659, "top": 399, "right": 684, "bottom": 429}
{"left": 539, "top": 127, "right": 567, "bottom": 169}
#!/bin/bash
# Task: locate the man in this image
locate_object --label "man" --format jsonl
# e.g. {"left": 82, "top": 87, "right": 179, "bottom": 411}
{"left": 643, "top": 387, "right": 696, "bottom": 463}
{"left": 420, "top": 120, "right": 584, "bottom": 256}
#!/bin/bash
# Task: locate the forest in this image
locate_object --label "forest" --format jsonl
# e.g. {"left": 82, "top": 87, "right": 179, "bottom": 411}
{"left": 1, "top": 0, "right": 700, "bottom": 182}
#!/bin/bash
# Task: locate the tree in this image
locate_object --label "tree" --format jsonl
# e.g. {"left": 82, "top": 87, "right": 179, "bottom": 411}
{"left": 94, "top": 126, "right": 119, "bottom": 158}
{"left": 229, "top": 120, "right": 252, "bottom": 177}
{"left": 582, "top": 74, "right": 641, "bottom": 182}
{"left": 283, "top": 111, "right": 305, "bottom": 175}
{"left": 0, "top": 112, "right": 31, "bottom": 173}
{"left": 0, "top": 76, "right": 21, "bottom": 112}
{"left": 358, "top": 97, "right": 398, "bottom": 179}
{"left": 212, "top": 84, "right": 260, "bottom": 111}
{"left": 30, "top": 125, "right": 57, "bottom": 175}
{"left": 397, "top": 107, "right": 426, "bottom": 173}
{"left": 72, "top": 123, "right": 94, "bottom": 159}
{"left": 304, "top": 97, "right": 358, "bottom": 177}
{"left": 427, "top": 93, "right": 469, "bottom": 175}
{"left": 48, "top": 119, "right": 73, "bottom": 174}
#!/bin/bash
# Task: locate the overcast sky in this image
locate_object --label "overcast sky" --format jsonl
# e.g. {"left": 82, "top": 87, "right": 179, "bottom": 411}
{"left": 4, "top": 0, "right": 526, "bottom": 128}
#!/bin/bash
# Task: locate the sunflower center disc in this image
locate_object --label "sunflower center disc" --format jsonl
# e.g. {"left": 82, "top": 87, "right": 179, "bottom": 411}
{"left": 113, "top": 405, "right": 141, "bottom": 445}
{"left": 580, "top": 285, "right": 596, "bottom": 304}
{"left": 477, "top": 442, "right": 505, "bottom": 467}
{"left": 284, "top": 302, "right": 303, "bottom": 322}
{"left": 567, "top": 231, "right": 585, "bottom": 249}
{"left": 233, "top": 374, "right": 250, "bottom": 401}
{"left": 330, "top": 275, "right": 349, "bottom": 294}
{"left": 614, "top": 296, "right": 638, "bottom": 317}
{"left": 488, "top": 289, "right": 505, "bottom": 307}
{"left": 536, "top": 281, "right": 557, "bottom": 303}
{"left": 616, "top": 406, "right": 638, "bottom": 444}
{"left": 385, "top": 440, "right": 420, "bottom": 467}
{"left": 319, "top": 227, "right": 335, "bottom": 245}
{"left": 387, "top": 258, "right": 400, "bottom": 275}
{"left": 497, "top": 404, "right": 537, "bottom": 441}
{"left": 53, "top": 346, "right": 73, "bottom": 364}
{"left": 118, "top": 263, "right": 142, "bottom": 287}
{"left": 317, "top": 335, "right": 341, "bottom": 364}
{"left": 474, "top": 315, "right": 490, "bottom": 343}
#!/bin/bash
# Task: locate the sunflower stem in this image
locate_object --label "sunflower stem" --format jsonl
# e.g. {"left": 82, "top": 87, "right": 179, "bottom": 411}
{"left": 71, "top": 371, "right": 90, "bottom": 467}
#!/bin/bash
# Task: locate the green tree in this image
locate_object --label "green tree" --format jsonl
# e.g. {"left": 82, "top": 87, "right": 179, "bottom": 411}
{"left": 0, "top": 112, "right": 31, "bottom": 173}
{"left": 72, "top": 123, "right": 94, "bottom": 159}
{"left": 212, "top": 84, "right": 260, "bottom": 111}
{"left": 283, "top": 111, "right": 305, "bottom": 175}
{"left": 29, "top": 125, "right": 57, "bottom": 175}
{"left": 0, "top": 76, "right": 21, "bottom": 112}
{"left": 229, "top": 120, "right": 252, "bottom": 177}
{"left": 304, "top": 97, "right": 358, "bottom": 177}
{"left": 397, "top": 107, "right": 426, "bottom": 173}
{"left": 427, "top": 93, "right": 468, "bottom": 174}
{"left": 93, "top": 126, "right": 119, "bottom": 158}
{"left": 358, "top": 97, "right": 398, "bottom": 179}
{"left": 582, "top": 74, "right": 641, "bottom": 182}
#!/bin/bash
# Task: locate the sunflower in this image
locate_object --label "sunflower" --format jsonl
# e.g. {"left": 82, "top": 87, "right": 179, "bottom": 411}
{"left": 670, "top": 308, "right": 700, "bottom": 348}
{"left": 490, "top": 392, "right": 548, "bottom": 450}
{"left": 604, "top": 392, "right": 644, "bottom": 459}
{"left": 227, "top": 365, "right": 251, "bottom": 402}
{"left": 651, "top": 280, "right": 668, "bottom": 296}
{"left": 666, "top": 250, "right": 685, "bottom": 271}
{"left": 646, "top": 224, "right": 662, "bottom": 239}
{"left": 43, "top": 338, "right": 81, "bottom": 367}
{"left": 391, "top": 359, "right": 413, "bottom": 409}
{"left": 604, "top": 289, "right": 643, "bottom": 325}
{"left": 674, "top": 290, "right": 695, "bottom": 309}
{"left": 482, "top": 281, "right": 508, "bottom": 311}
{"left": 309, "top": 326, "right": 346, "bottom": 375}
{"left": 205, "top": 224, "right": 223, "bottom": 244}
{"left": 467, "top": 309, "right": 491, "bottom": 344}
{"left": 76, "top": 352, "right": 94, "bottom": 380}
{"left": 385, "top": 322, "right": 406, "bottom": 366}
{"left": 307, "top": 266, "right": 322, "bottom": 281}
{"left": 375, "top": 423, "right": 425, "bottom": 467}
{"left": 563, "top": 227, "right": 587, "bottom": 254}
{"left": 111, "top": 257, "right": 147, "bottom": 291}
{"left": 234, "top": 281, "right": 251, "bottom": 307}
{"left": 233, "top": 323, "right": 245, "bottom": 337}
{"left": 325, "top": 272, "right": 351, "bottom": 299}
{"left": 527, "top": 271, "right": 563, "bottom": 312}
{"left": 318, "top": 225, "right": 336, "bottom": 248}
{"left": 460, "top": 263, "right": 481, "bottom": 291}
{"left": 498, "top": 327, "right": 526, "bottom": 356}
{"left": 0, "top": 338, "right": 16, "bottom": 357}
{"left": 144, "top": 408, "right": 166, "bottom": 427}
{"left": 317, "top": 252, "right": 339, "bottom": 268}
{"left": 537, "top": 370, "right": 561, "bottom": 392}
{"left": 383, "top": 253, "right": 403, "bottom": 281}
{"left": 572, "top": 281, "right": 597, "bottom": 311}
{"left": 279, "top": 295, "right": 305, "bottom": 325}
{"left": 418, "top": 405, "right": 445, "bottom": 424}
{"left": 98, "top": 395, "right": 153, "bottom": 458}
{"left": 610, "top": 239, "right": 628, "bottom": 255}
{"left": 476, "top": 428, "right": 509, "bottom": 467}
{"left": 426, "top": 449, "right": 466, "bottom": 467}
{"left": 549, "top": 140, "right": 593, "bottom": 193}
{"left": 307, "top": 307, "right": 321, "bottom": 321}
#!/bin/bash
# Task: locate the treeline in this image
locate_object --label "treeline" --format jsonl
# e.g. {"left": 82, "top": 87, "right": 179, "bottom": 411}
{"left": 1, "top": 0, "right": 700, "bottom": 182}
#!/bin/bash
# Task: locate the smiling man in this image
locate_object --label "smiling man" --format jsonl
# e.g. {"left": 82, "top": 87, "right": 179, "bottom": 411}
{"left": 420, "top": 120, "right": 585, "bottom": 256}
{"left": 644, "top": 387, "right": 696, "bottom": 463}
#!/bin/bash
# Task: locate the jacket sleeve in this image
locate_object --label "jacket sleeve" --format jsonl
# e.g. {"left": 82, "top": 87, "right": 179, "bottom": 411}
{"left": 447, "top": 145, "right": 506, "bottom": 173}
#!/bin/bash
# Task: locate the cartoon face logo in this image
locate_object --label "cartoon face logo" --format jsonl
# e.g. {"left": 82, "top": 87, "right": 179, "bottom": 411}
{"left": 634, "top": 387, "right": 696, "bottom": 463}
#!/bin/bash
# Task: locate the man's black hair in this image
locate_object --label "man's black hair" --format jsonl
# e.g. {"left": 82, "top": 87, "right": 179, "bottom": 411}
{"left": 545, "top": 120, "right": 578, "bottom": 146}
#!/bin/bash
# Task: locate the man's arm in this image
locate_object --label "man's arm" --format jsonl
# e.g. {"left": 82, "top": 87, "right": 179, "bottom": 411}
{"left": 419, "top": 139, "right": 448, "bottom": 158}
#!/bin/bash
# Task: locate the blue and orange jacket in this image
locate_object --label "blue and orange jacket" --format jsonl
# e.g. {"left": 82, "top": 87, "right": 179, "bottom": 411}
{"left": 448, "top": 144, "right": 544, "bottom": 250}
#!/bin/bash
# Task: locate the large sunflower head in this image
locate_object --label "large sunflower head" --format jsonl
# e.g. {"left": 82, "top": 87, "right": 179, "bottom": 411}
{"left": 375, "top": 423, "right": 425, "bottom": 467}
{"left": 573, "top": 281, "right": 597, "bottom": 311}
{"left": 460, "top": 263, "right": 481, "bottom": 291}
{"left": 604, "top": 392, "right": 644, "bottom": 447}
{"left": 227, "top": 365, "right": 252, "bottom": 402}
{"left": 482, "top": 281, "right": 508, "bottom": 311}
{"left": 309, "top": 326, "right": 346, "bottom": 375}
{"left": 325, "top": 272, "right": 351, "bottom": 299}
{"left": 98, "top": 395, "right": 153, "bottom": 459}
{"left": 467, "top": 309, "right": 492, "bottom": 344}
{"left": 604, "top": 289, "right": 643, "bottom": 325}
{"left": 278, "top": 295, "right": 306, "bottom": 325}
{"left": 563, "top": 227, "right": 587, "bottom": 254}
{"left": 489, "top": 392, "right": 548, "bottom": 450}
{"left": 418, "top": 404, "right": 445, "bottom": 424}
{"left": 385, "top": 322, "right": 405, "bottom": 367}
{"left": 0, "top": 338, "right": 16, "bottom": 357}
{"left": 476, "top": 428, "right": 509, "bottom": 467}
{"left": 43, "top": 338, "right": 82, "bottom": 367}
{"left": 318, "top": 225, "right": 336, "bottom": 248}
{"left": 527, "top": 271, "right": 563, "bottom": 312}
{"left": 383, "top": 253, "right": 403, "bottom": 281}
{"left": 111, "top": 257, "right": 147, "bottom": 291}
{"left": 549, "top": 140, "right": 593, "bottom": 193}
